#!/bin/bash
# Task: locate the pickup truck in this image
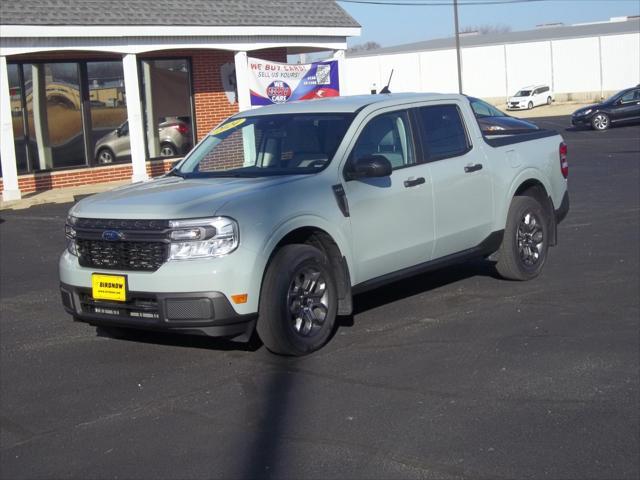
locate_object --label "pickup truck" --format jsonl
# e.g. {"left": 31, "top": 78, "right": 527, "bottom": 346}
{"left": 59, "top": 93, "right": 569, "bottom": 355}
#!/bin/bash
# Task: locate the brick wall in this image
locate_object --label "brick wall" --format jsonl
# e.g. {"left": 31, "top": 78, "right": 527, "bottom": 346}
{"left": 0, "top": 159, "right": 175, "bottom": 195}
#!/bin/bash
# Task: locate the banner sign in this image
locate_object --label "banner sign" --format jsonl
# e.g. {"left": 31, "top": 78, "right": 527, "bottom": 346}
{"left": 248, "top": 58, "right": 340, "bottom": 106}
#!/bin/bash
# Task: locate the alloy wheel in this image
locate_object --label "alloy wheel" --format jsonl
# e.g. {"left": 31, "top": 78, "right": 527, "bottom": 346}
{"left": 98, "top": 150, "right": 114, "bottom": 164}
{"left": 593, "top": 114, "right": 609, "bottom": 130}
{"left": 517, "top": 211, "right": 544, "bottom": 267}
{"left": 286, "top": 266, "right": 330, "bottom": 338}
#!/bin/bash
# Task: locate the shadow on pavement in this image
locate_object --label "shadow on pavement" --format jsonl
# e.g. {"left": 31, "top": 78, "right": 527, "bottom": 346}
{"left": 94, "top": 258, "right": 500, "bottom": 355}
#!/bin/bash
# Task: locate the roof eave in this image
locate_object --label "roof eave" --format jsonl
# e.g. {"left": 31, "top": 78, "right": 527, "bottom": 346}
{"left": 0, "top": 24, "right": 362, "bottom": 39}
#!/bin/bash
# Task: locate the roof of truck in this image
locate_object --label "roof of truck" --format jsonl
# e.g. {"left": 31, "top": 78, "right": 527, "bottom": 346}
{"left": 238, "top": 92, "right": 467, "bottom": 116}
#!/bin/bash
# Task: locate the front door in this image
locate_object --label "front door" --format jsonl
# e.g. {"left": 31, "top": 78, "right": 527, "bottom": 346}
{"left": 611, "top": 88, "right": 640, "bottom": 123}
{"left": 343, "top": 109, "right": 435, "bottom": 283}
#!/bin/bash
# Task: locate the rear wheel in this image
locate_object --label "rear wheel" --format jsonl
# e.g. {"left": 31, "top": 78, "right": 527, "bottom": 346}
{"left": 160, "top": 142, "right": 178, "bottom": 157}
{"left": 257, "top": 244, "right": 337, "bottom": 356}
{"left": 546, "top": 96, "right": 552, "bottom": 105}
{"left": 496, "top": 196, "right": 549, "bottom": 281}
{"left": 591, "top": 113, "right": 610, "bottom": 131}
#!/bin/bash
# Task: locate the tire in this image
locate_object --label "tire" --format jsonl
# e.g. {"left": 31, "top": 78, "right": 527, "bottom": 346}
{"left": 546, "top": 96, "right": 552, "bottom": 105}
{"left": 160, "top": 143, "right": 178, "bottom": 157}
{"left": 591, "top": 113, "right": 610, "bottom": 131}
{"left": 257, "top": 244, "right": 338, "bottom": 356}
{"left": 496, "top": 195, "right": 550, "bottom": 281}
{"left": 96, "top": 148, "right": 115, "bottom": 164}
{"left": 528, "top": 101, "right": 534, "bottom": 110}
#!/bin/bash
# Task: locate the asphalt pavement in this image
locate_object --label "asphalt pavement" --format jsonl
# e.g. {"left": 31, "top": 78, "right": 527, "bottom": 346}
{"left": 1, "top": 116, "right": 638, "bottom": 480}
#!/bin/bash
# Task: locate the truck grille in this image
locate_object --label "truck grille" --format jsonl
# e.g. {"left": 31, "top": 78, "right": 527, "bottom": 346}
{"left": 74, "top": 218, "right": 171, "bottom": 272}
{"left": 77, "top": 239, "right": 168, "bottom": 271}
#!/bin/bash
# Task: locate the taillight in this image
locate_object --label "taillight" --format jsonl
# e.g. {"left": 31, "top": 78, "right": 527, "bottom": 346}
{"left": 175, "top": 124, "right": 188, "bottom": 135}
{"left": 559, "top": 142, "right": 568, "bottom": 178}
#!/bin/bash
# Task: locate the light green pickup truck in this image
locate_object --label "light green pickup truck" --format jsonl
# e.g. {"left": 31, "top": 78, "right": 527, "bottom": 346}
{"left": 60, "top": 93, "right": 569, "bottom": 355}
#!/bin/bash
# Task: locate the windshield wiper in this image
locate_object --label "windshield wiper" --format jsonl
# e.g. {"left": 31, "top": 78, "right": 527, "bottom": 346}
{"left": 166, "top": 169, "right": 185, "bottom": 178}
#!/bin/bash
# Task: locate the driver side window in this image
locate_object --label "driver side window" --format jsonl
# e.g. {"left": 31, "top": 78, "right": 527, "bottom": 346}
{"left": 350, "top": 111, "right": 414, "bottom": 170}
{"left": 620, "top": 90, "right": 638, "bottom": 103}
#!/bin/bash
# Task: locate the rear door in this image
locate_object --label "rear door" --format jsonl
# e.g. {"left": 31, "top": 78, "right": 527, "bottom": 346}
{"left": 415, "top": 103, "right": 494, "bottom": 259}
{"left": 343, "top": 108, "right": 435, "bottom": 283}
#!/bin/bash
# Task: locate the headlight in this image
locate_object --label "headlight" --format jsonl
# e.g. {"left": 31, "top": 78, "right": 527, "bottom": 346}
{"left": 581, "top": 109, "right": 592, "bottom": 116}
{"left": 486, "top": 125, "right": 506, "bottom": 131}
{"left": 168, "top": 217, "right": 238, "bottom": 260}
{"left": 65, "top": 215, "right": 78, "bottom": 256}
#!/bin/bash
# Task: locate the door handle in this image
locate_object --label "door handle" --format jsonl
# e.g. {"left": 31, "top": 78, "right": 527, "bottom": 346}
{"left": 404, "top": 177, "right": 426, "bottom": 188}
{"left": 464, "top": 163, "right": 483, "bottom": 173}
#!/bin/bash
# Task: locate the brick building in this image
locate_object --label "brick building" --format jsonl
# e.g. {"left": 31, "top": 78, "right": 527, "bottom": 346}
{"left": 0, "top": 1, "right": 360, "bottom": 201}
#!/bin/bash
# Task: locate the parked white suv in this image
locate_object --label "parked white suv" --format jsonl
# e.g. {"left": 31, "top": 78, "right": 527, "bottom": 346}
{"left": 508, "top": 85, "right": 554, "bottom": 110}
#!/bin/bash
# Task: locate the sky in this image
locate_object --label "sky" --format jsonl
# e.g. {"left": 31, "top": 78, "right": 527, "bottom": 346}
{"left": 337, "top": 0, "right": 640, "bottom": 48}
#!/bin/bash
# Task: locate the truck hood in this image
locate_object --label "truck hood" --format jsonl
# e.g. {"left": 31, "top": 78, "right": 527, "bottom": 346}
{"left": 70, "top": 175, "right": 305, "bottom": 219}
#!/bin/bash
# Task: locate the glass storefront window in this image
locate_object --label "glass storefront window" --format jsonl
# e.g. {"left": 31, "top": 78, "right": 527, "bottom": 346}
{"left": 5, "top": 56, "right": 195, "bottom": 176}
{"left": 32, "top": 63, "right": 86, "bottom": 169}
{"left": 87, "top": 62, "right": 129, "bottom": 164}
{"left": 140, "top": 58, "right": 194, "bottom": 159}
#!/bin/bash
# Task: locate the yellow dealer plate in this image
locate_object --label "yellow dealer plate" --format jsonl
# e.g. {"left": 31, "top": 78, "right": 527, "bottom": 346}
{"left": 92, "top": 274, "right": 127, "bottom": 302}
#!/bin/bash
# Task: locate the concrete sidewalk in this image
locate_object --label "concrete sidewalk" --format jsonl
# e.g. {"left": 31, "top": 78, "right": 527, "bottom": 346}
{"left": 1, "top": 180, "right": 129, "bottom": 211}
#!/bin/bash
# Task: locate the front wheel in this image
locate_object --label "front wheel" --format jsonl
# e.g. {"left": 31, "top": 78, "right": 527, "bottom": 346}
{"left": 496, "top": 196, "right": 550, "bottom": 281}
{"left": 257, "top": 244, "right": 338, "bottom": 356}
{"left": 591, "top": 113, "right": 610, "bottom": 131}
{"left": 96, "top": 148, "right": 115, "bottom": 164}
{"left": 528, "top": 101, "right": 534, "bottom": 110}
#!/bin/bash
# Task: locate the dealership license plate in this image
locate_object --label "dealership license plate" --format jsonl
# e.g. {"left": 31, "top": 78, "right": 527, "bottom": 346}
{"left": 92, "top": 274, "right": 127, "bottom": 302}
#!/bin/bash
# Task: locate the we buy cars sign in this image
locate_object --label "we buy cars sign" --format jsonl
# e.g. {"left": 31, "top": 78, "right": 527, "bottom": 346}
{"left": 248, "top": 57, "right": 340, "bottom": 106}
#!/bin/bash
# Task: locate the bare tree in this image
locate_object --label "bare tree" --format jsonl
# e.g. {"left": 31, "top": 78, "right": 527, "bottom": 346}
{"left": 347, "top": 41, "right": 382, "bottom": 53}
{"left": 460, "top": 24, "right": 511, "bottom": 35}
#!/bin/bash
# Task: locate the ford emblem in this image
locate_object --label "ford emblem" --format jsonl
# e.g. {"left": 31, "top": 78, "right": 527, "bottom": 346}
{"left": 102, "top": 230, "right": 124, "bottom": 241}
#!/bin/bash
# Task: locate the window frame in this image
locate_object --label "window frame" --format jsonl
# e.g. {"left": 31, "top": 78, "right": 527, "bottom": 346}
{"left": 412, "top": 103, "right": 473, "bottom": 164}
{"left": 619, "top": 89, "right": 639, "bottom": 104}
{"left": 137, "top": 56, "right": 196, "bottom": 161}
{"left": 342, "top": 108, "right": 419, "bottom": 180}
{"left": 7, "top": 57, "right": 131, "bottom": 173}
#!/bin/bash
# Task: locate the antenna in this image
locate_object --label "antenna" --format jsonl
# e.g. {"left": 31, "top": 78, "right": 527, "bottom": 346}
{"left": 379, "top": 69, "right": 394, "bottom": 94}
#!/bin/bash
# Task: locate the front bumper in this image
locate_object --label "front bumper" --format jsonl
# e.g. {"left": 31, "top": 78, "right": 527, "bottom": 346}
{"left": 571, "top": 115, "right": 591, "bottom": 126}
{"left": 60, "top": 283, "right": 256, "bottom": 340}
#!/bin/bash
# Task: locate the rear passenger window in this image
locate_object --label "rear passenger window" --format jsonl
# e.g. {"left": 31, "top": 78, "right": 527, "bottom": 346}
{"left": 350, "top": 111, "right": 414, "bottom": 170}
{"left": 416, "top": 105, "right": 470, "bottom": 161}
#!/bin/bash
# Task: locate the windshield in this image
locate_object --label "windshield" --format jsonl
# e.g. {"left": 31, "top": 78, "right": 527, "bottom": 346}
{"left": 515, "top": 90, "right": 531, "bottom": 97}
{"left": 470, "top": 98, "right": 506, "bottom": 118}
{"left": 176, "top": 113, "right": 354, "bottom": 177}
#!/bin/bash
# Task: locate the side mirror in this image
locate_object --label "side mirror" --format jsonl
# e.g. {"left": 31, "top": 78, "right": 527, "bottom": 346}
{"left": 348, "top": 155, "right": 392, "bottom": 179}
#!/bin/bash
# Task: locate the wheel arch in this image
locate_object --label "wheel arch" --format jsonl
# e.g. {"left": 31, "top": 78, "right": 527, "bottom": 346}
{"left": 511, "top": 177, "right": 557, "bottom": 246}
{"left": 260, "top": 221, "right": 354, "bottom": 316}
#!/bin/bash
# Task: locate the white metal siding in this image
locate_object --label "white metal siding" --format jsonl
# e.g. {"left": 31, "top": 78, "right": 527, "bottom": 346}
{"left": 345, "top": 32, "right": 640, "bottom": 99}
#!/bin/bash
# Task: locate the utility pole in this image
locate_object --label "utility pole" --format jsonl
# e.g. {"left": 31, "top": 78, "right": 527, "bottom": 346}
{"left": 453, "top": 0, "right": 463, "bottom": 94}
